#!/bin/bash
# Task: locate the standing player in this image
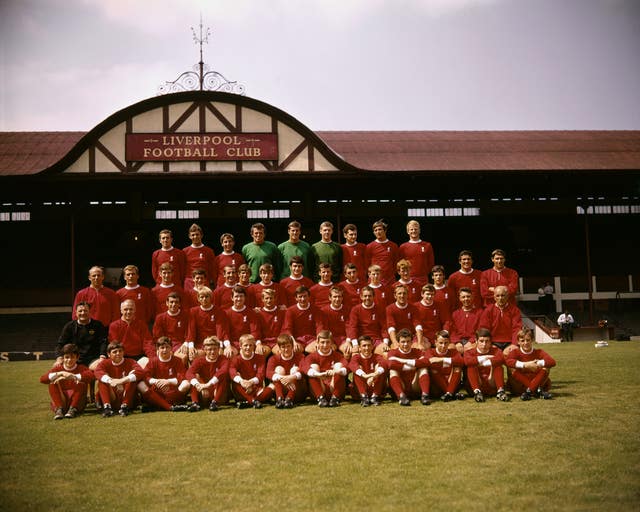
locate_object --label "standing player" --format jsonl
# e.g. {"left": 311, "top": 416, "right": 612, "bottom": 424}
{"left": 366, "top": 264, "right": 394, "bottom": 306}
{"left": 40, "top": 343, "right": 94, "bottom": 419}
{"left": 386, "top": 284, "right": 423, "bottom": 349}
{"left": 338, "top": 263, "right": 363, "bottom": 309}
{"left": 151, "top": 263, "right": 185, "bottom": 316}
{"left": 277, "top": 220, "right": 312, "bottom": 280}
{"left": 94, "top": 341, "right": 145, "bottom": 417}
{"left": 464, "top": 328, "right": 509, "bottom": 402}
{"left": 430, "top": 265, "right": 456, "bottom": 321}
{"left": 365, "top": 219, "right": 399, "bottom": 286}
{"left": 225, "top": 286, "right": 267, "bottom": 356}
{"left": 72, "top": 265, "right": 120, "bottom": 328}
{"left": 447, "top": 250, "right": 483, "bottom": 309}
{"left": 323, "top": 286, "right": 351, "bottom": 357}
{"left": 280, "top": 255, "right": 315, "bottom": 306}
{"left": 283, "top": 286, "right": 326, "bottom": 353}
{"left": 215, "top": 233, "right": 245, "bottom": 287}
{"left": 414, "top": 284, "right": 449, "bottom": 350}
{"left": 505, "top": 328, "right": 556, "bottom": 400}
{"left": 249, "top": 263, "right": 287, "bottom": 309}
{"left": 242, "top": 223, "right": 282, "bottom": 284}
{"left": 346, "top": 286, "right": 390, "bottom": 356}
{"left": 309, "top": 263, "right": 335, "bottom": 308}
{"left": 310, "top": 221, "right": 342, "bottom": 283}
{"left": 117, "top": 264, "right": 154, "bottom": 324}
{"left": 151, "top": 229, "right": 187, "bottom": 286}
{"left": 182, "top": 223, "right": 216, "bottom": 290}
{"left": 393, "top": 259, "right": 422, "bottom": 303}
{"left": 212, "top": 265, "right": 240, "bottom": 310}
{"left": 152, "top": 292, "right": 191, "bottom": 364}
{"left": 397, "top": 220, "right": 434, "bottom": 286}
{"left": 341, "top": 223, "right": 367, "bottom": 282}
{"left": 256, "top": 288, "right": 285, "bottom": 353}
{"left": 186, "top": 286, "right": 230, "bottom": 359}
{"left": 480, "top": 249, "right": 519, "bottom": 306}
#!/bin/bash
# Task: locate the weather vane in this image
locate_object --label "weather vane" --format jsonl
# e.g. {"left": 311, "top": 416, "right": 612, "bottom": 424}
{"left": 158, "top": 15, "right": 246, "bottom": 95}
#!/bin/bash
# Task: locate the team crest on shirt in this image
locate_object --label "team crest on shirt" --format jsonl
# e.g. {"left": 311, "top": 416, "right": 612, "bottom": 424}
{"left": 472, "top": 279, "right": 477, "bottom": 285}
{"left": 372, "top": 313, "right": 376, "bottom": 320}
{"left": 210, "top": 314, "right": 215, "bottom": 321}
{"left": 308, "top": 314, "right": 313, "bottom": 321}
{"left": 199, "top": 253, "right": 204, "bottom": 259}
{"left": 169, "top": 368, "right": 174, "bottom": 376}
{"left": 137, "top": 293, "right": 142, "bottom": 299}
{"left": 177, "top": 321, "right": 182, "bottom": 327}
{"left": 170, "top": 256, "right": 174, "bottom": 261}
{"left": 421, "top": 247, "right": 425, "bottom": 252}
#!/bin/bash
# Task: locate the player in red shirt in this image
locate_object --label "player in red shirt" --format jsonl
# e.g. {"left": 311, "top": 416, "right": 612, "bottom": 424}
{"left": 212, "top": 265, "right": 240, "bottom": 309}
{"left": 137, "top": 337, "right": 190, "bottom": 412}
{"left": 348, "top": 335, "right": 388, "bottom": 406}
{"left": 422, "top": 330, "right": 465, "bottom": 401}
{"left": 387, "top": 329, "right": 431, "bottom": 406}
{"left": 117, "top": 264, "right": 154, "bottom": 324}
{"left": 40, "top": 343, "right": 94, "bottom": 419}
{"left": 365, "top": 219, "right": 399, "bottom": 286}
{"left": 73, "top": 265, "right": 120, "bottom": 328}
{"left": 283, "top": 286, "right": 325, "bottom": 353}
{"left": 464, "top": 328, "right": 509, "bottom": 402}
{"left": 152, "top": 292, "right": 191, "bottom": 365}
{"left": 450, "top": 287, "right": 483, "bottom": 353}
{"left": 309, "top": 263, "right": 335, "bottom": 308}
{"left": 479, "top": 285, "right": 523, "bottom": 353}
{"left": 414, "top": 284, "right": 449, "bottom": 349}
{"left": 151, "top": 229, "right": 187, "bottom": 286}
{"left": 249, "top": 263, "right": 287, "bottom": 309}
{"left": 182, "top": 223, "right": 216, "bottom": 290}
{"left": 431, "top": 265, "right": 456, "bottom": 321}
{"left": 183, "top": 268, "right": 210, "bottom": 310}
{"left": 108, "top": 299, "right": 154, "bottom": 362}
{"left": 346, "top": 285, "right": 390, "bottom": 356}
{"left": 151, "top": 262, "right": 185, "bottom": 316}
{"left": 187, "top": 287, "right": 230, "bottom": 359}
{"left": 505, "top": 328, "right": 556, "bottom": 400}
{"left": 338, "top": 263, "right": 363, "bottom": 308}
{"left": 280, "top": 255, "right": 315, "bottom": 306}
{"left": 323, "top": 286, "right": 352, "bottom": 358}
{"left": 267, "top": 334, "right": 307, "bottom": 408}
{"left": 215, "top": 233, "right": 246, "bottom": 287}
{"left": 225, "top": 286, "right": 266, "bottom": 355}
{"left": 386, "top": 284, "right": 423, "bottom": 348}
{"left": 229, "top": 334, "right": 273, "bottom": 409}
{"left": 393, "top": 259, "right": 422, "bottom": 303}
{"left": 447, "top": 250, "right": 483, "bottom": 309}
{"left": 480, "top": 249, "right": 519, "bottom": 306}
{"left": 397, "top": 220, "right": 434, "bottom": 286}
{"left": 94, "top": 341, "right": 145, "bottom": 417}
{"left": 302, "top": 331, "right": 348, "bottom": 407}
{"left": 341, "top": 223, "right": 367, "bottom": 282}
{"left": 256, "top": 288, "right": 284, "bottom": 353}
{"left": 186, "top": 336, "right": 230, "bottom": 411}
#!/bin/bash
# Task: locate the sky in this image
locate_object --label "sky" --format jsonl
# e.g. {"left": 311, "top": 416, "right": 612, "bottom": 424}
{"left": 1, "top": 0, "right": 639, "bottom": 132}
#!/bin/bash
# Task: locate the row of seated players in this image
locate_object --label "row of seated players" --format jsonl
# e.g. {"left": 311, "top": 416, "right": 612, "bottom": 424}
{"left": 63, "top": 277, "right": 522, "bottom": 375}
{"left": 73, "top": 236, "right": 519, "bottom": 332}
{"left": 42, "top": 326, "right": 556, "bottom": 419}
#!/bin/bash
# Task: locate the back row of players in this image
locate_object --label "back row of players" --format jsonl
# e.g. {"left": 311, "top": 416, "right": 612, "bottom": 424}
{"left": 44, "top": 219, "right": 556, "bottom": 418}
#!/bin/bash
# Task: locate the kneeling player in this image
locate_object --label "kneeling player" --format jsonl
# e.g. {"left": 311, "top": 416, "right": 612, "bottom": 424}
{"left": 464, "top": 328, "right": 509, "bottom": 402}
{"left": 229, "top": 334, "right": 273, "bottom": 409}
{"left": 423, "top": 330, "right": 465, "bottom": 401}
{"left": 348, "top": 335, "right": 387, "bottom": 406}
{"left": 137, "top": 337, "right": 191, "bottom": 412}
{"left": 186, "top": 336, "right": 230, "bottom": 412}
{"left": 40, "top": 343, "right": 94, "bottom": 420}
{"left": 94, "top": 341, "right": 145, "bottom": 417}
{"left": 506, "top": 328, "right": 556, "bottom": 400}
{"left": 267, "top": 334, "right": 307, "bottom": 409}
{"left": 387, "top": 328, "right": 431, "bottom": 406}
{"left": 302, "top": 330, "right": 348, "bottom": 407}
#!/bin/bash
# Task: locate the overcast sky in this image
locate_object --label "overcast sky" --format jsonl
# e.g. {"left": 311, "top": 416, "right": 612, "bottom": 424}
{"left": 1, "top": 0, "right": 639, "bottom": 132}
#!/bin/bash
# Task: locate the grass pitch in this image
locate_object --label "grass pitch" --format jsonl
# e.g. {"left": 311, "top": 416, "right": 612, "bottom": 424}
{"left": 1, "top": 341, "right": 639, "bottom": 512}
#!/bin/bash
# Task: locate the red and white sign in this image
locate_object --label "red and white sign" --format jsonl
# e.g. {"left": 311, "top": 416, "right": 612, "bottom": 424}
{"left": 125, "top": 133, "right": 278, "bottom": 161}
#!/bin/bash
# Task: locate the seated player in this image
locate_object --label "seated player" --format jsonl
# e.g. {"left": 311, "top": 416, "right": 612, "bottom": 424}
{"left": 152, "top": 292, "right": 191, "bottom": 365}
{"left": 283, "top": 285, "right": 326, "bottom": 353}
{"left": 229, "top": 334, "right": 273, "bottom": 409}
{"left": 393, "top": 259, "right": 422, "bottom": 303}
{"left": 40, "top": 343, "right": 94, "bottom": 420}
{"left": 108, "top": 299, "right": 154, "bottom": 364}
{"left": 225, "top": 285, "right": 267, "bottom": 356}
{"left": 186, "top": 336, "right": 230, "bottom": 412}
{"left": 116, "top": 264, "right": 154, "bottom": 324}
{"left": 348, "top": 335, "right": 387, "bottom": 407}
{"left": 323, "top": 286, "right": 351, "bottom": 357}
{"left": 422, "top": 330, "right": 465, "bottom": 401}
{"left": 366, "top": 264, "right": 394, "bottom": 306}
{"left": 302, "top": 330, "right": 348, "bottom": 407}
{"left": 256, "top": 288, "right": 284, "bottom": 353}
{"left": 450, "top": 287, "right": 483, "bottom": 354}
{"left": 478, "top": 285, "right": 522, "bottom": 353}
{"left": 309, "top": 263, "right": 335, "bottom": 308}
{"left": 280, "top": 255, "right": 315, "bottom": 305}
{"left": 505, "top": 328, "right": 556, "bottom": 400}
{"left": 56, "top": 301, "right": 108, "bottom": 370}
{"left": 137, "top": 337, "right": 191, "bottom": 412}
{"left": 386, "top": 328, "right": 431, "bottom": 406}
{"left": 346, "top": 285, "right": 390, "bottom": 356}
{"left": 267, "top": 334, "right": 307, "bottom": 409}
{"left": 464, "top": 328, "right": 509, "bottom": 402}
{"left": 94, "top": 341, "right": 145, "bottom": 417}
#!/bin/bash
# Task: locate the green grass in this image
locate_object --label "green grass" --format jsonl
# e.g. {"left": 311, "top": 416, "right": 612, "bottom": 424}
{"left": 1, "top": 342, "right": 639, "bottom": 512}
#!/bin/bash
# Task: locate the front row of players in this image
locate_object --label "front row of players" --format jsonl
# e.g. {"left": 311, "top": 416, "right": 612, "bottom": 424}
{"left": 42, "top": 326, "right": 556, "bottom": 419}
